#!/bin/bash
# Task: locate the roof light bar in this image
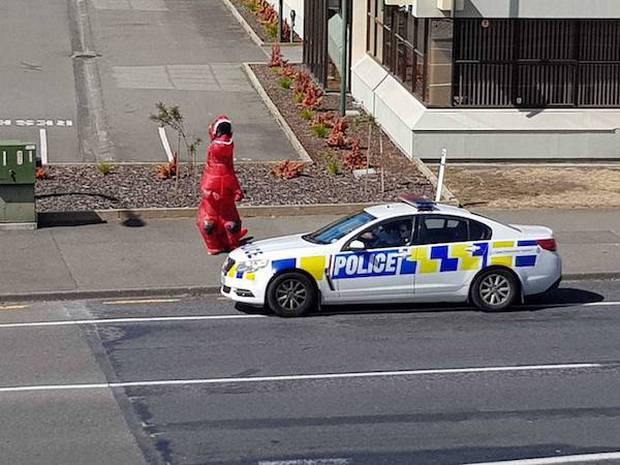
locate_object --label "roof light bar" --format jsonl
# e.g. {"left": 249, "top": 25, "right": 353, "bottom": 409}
{"left": 399, "top": 193, "right": 437, "bottom": 211}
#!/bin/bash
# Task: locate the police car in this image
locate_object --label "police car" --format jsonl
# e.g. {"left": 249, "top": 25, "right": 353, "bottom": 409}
{"left": 220, "top": 196, "right": 562, "bottom": 317}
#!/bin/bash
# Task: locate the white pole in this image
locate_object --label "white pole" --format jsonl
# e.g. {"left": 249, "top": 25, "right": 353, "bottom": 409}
{"left": 158, "top": 127, "right": 174, "bottom": 162}
{"left": 435, "top": 148, "right": 447, "bottom": 203}
{"left": 39, "top": 128, "right": 48, "bottom": 166}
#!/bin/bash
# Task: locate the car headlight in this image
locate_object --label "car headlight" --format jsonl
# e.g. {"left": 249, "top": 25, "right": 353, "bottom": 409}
{"left": 238, "top": 259, "right": 269, "bottom": 273}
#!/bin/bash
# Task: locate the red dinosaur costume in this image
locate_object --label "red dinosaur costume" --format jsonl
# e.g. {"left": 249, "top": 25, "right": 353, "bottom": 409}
{"left": 196, "top": 115, "right": 247, "bottom": 255}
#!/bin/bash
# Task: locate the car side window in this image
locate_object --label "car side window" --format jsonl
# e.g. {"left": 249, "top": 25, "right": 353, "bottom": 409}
{"left": 352, "top": 217, "right": 415, "bottom": 250}
{"left": 417, "top": 216, "right": 473, "bottom": 245}
{"left": 469, "top": 219, "right": 492, "bottom": 241}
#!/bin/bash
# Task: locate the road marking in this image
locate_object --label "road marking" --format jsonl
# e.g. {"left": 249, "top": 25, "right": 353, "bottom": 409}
{"left": 102, "top": 298, "right": 180, "bottom": 305}
{"left": 0, "top": 362, "right": 604, "bottom": 394}
{"left": 463, "top": 451, "right": 620, "bottom": 464}
{"left": 0, "top": 119, "right": 73, "bottom": 128}
{"left": 0, "top": 300, "right": 619, "bottom": 329}
{"left": 0, "top": 305, "right": 28, "bottom": 311}
{"left": 259, "top": 459, "right": 352, "bottom": 465}
{"left": 158, "top": 127, "right": 174, "bottom": 162}
{"left": 113, "top": 64, "right": 251, "bottom": 92}
{"left": 0, "top": 314, "right": 265, "bottom": 329}
{"left": 39, "top": 128, "right": 48, "bottom": 165}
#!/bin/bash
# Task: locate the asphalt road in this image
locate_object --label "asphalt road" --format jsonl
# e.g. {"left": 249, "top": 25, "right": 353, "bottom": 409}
{"left": 1, "top": 279, "right": 620, "bottom": 465}
{"left": 0, "top": 0, "right": 80, "bottom": 161}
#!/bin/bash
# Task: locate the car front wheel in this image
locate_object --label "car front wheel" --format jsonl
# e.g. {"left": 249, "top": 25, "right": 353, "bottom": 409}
{"left": 471, "top": 269, "right": 518, "bottom": 312}
{"left": 267, "top": 272, "right": 317, "bottom": 317}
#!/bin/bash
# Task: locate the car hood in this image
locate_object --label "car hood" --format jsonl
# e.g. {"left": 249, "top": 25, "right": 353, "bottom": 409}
{"left": 232, "top": 234, "right": 322, "bottom": 260}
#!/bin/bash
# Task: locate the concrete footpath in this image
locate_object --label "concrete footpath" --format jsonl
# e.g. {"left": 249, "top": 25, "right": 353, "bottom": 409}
{"left": 0, "top": 209, "right": 619, "bottom": 302}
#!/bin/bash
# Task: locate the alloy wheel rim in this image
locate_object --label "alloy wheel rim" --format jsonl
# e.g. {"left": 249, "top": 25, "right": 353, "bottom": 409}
{"left": 479, "top": 274, "right": 511, "bottom": 306}
{"left": 275, "top": 279, "right": 307, "bottom": 310}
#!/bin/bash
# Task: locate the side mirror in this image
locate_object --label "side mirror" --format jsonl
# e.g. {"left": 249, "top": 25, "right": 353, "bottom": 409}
{"left": 348, "top": 240, "right": 366, "bottom": 251}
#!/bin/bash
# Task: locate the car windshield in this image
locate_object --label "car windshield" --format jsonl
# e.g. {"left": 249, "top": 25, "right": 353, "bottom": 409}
{"left": 304, "top": 211, "right": 376, "bottom": 244}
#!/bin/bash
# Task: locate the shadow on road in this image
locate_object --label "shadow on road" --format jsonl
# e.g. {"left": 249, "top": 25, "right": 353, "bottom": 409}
{"left": 235, "top": 287, "right": 605, "bottom": 318}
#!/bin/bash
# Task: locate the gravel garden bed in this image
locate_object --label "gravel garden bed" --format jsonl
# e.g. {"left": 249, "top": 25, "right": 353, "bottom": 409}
{"left": 228, "top": 0, "right": 302, "bottom": 44}
{"left": 249, "top": 63, "right": 434, "bottom": 187}
{"left": 35, "top": 162, "right": 433, "bottom": 212}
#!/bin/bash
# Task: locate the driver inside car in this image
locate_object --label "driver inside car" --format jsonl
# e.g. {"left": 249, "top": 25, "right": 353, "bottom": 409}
{"left": 360, "top": 221, "right": 410, "bottom": 249}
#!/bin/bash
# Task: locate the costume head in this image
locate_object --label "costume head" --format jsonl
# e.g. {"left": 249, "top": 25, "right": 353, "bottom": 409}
{"left": 209, "top": 115, "right": 233, "bottom": 141}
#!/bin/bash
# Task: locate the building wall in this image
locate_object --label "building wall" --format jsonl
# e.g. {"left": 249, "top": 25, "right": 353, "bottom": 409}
{"left": 414, "top": 0, "right": 620, "bottom": 18}
{"left": 351, "top": 55, "right": 620, "bottom": 160}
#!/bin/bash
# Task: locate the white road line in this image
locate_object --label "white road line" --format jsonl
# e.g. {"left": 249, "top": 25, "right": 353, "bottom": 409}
{"left": 39, "top": 128, "right": 48, "bottom": 166}
{"left": 0, "top": 314, "right": 265, "bottom": 329}
{"left": 521, "top": 301, "right": 620, "bottom": 309}
{"left": 259, "top": 459, "right": 352, "bottom": 465}
{"left": 463, "top": 451, "right": 620, "bottom": 464}
{"left": 102, "top": 298, "right": 180, "bottom": 305}
{"left": 158, "top": 126, "right": 174, "bottom": 162}
{"left": 0, "top": 363, "right": 603, "bottom": 394}
{"left": 0, "top": 305, "right": 28, "bottom": 311}
{"left": 0, "top": 300, "right": 619, "bottom": 329}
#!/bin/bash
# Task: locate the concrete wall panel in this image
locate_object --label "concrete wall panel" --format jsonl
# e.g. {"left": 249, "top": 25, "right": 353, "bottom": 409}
{"left": 414, "top": 0, "right": 620, "bottom": 18}
{"left": 414, "top": 131, "right": 620, "bottom": 160}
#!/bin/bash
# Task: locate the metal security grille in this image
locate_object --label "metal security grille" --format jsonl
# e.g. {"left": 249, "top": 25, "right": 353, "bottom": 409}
{"left": 453, "top": 19, "right": 620, "bottom": 108}
{"left": 303, "top": 0, "right": 329, "bottom": 86}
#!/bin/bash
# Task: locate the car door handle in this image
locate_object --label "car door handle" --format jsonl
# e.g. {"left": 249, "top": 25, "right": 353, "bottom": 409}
{"left": 465, "top": 246, "right": 480, "bottom": 253}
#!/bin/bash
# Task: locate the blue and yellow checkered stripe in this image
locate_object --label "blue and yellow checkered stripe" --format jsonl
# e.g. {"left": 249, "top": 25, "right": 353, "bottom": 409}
{"left": 401, "top": 241, "right": 537, "bottom": 275}
{"left": 228, "top": 239, "right": 538, "bottom": 282}
{"left": 228, "top": 256, "right": 328, "bottom": 282}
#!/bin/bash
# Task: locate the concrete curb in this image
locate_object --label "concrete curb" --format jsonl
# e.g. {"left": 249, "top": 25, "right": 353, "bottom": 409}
{"left": 69, "top": 0, "right": 115, "bottom": 162}
{"left": 0, "top": 286, "right": 221, "bottom": 304}
{"left": 219, "top": 0, "right": 267, "bottom": 51}
{"left": 242, "top": 63, "right": 314, "bottom": 163}
{"left": 1, "top": 273, "right": 616, "bottom": 304}
{"left": 37, "top": 203, "right": 375, "bottom": 225}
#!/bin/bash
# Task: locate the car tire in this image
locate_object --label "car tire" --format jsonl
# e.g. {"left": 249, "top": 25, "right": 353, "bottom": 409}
{"left": 471, "top": 268, "right": 518, "bottom": 312}
{"left": 267, "top": 272, "right": 317, "bottom": 317}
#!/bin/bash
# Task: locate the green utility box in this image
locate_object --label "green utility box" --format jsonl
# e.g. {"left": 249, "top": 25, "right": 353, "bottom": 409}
{"left": 0, "top": 140, "right": 37, "bottom": 229}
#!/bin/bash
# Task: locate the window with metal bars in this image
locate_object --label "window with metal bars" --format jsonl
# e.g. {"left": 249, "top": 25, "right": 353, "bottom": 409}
{"left": 453, "top": 19, "right": 620, "bottom": 108}
{"left": 367, "top": 2, "right": 426, "bottom": 102}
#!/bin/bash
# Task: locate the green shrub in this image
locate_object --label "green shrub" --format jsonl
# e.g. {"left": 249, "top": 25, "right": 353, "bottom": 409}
{"left": 326, "top": 158, "right": 341, "bottom": 176}
{"left": 278, "top": 77, "right": 293, "bottom": 89}
{"left": 294, "top": 92, "right": 304, "bottom": 104}
{"left": 265, "top": 22, "right": 278, "bottom": 40}
{"left": 300, "top": 108, "right": 315, "bottom": 121}
{"left": 311, "top": 123, "right": 329, "bottom": 139}
{"left": 97, "top": 161, "right": 115, "bottom": 176}
{"left": 245, "top": 0, "right": 259, "bottom": 12}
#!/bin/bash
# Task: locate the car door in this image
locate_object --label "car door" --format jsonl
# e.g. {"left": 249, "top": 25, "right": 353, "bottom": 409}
{"left": 412, "top": 215, "right": 492, "bottom": 298}
{"left": 333, "top": 216, "right": 416, "bottom": 302}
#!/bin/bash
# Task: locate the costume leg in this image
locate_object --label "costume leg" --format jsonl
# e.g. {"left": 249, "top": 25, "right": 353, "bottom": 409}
{"left": 196, "top": 198, "right": 228, "bottom": 254}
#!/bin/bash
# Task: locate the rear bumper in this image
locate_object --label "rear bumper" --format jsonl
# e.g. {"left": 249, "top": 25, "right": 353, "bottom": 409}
{"left": 522, "top": 253, "right": 562, "bottom": 296}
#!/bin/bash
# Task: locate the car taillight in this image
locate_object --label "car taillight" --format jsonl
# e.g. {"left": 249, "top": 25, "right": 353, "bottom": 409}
{"left": 537, "top": 239, "right": 557, "bottom": 252}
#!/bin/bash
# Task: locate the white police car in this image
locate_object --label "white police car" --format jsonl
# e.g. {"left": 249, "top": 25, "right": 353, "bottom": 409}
{"left": 221, "top": 196, "right": 562, "bottom": 317}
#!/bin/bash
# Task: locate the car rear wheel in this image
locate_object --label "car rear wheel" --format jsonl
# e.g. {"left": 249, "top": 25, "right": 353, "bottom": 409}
{"left": 267, "top": 272, "right": 317, "bottom": 317}
{"left": 471, "top": 269, "right": 518, "bottom": 312}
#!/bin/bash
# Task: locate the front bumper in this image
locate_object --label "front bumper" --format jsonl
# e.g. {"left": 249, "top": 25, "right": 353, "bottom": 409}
{"left": 220, "top": 274, "right": 266, "bottom": 306}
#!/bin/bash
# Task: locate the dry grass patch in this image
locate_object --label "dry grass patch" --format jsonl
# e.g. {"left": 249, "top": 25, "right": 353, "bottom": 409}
{"left": 434, "top": 166, "right": 620, "bottom": 209}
